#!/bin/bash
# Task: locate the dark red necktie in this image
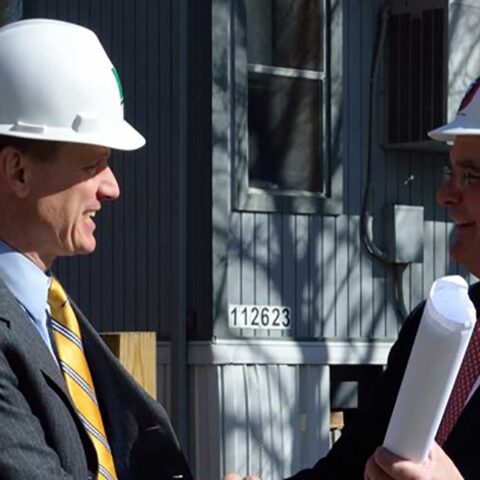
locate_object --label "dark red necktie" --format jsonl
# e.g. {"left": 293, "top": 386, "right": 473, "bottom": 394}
{"left": 436, "top": 319, "right": 480, "bottom": 445}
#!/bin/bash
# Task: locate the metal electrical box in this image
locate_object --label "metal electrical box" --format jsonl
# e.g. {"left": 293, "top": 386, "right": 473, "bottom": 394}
{"left": 384, "top": 204, "right": 424, "bottom": 263}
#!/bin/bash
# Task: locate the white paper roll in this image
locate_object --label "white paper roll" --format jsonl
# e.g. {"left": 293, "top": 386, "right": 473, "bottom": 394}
{"left": 383, "top": 275, "right": 477, "bottom": 462}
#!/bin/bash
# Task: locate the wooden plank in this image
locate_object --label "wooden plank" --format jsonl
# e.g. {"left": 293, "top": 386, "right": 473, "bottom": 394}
{"left": 145, "top": 0, "right": 162, "bottom": 334}
{"left": 228, "top": 213, "right": 242, "bottom": 304}
{"left": 255, "top": 214, "right": 269, "bottom": 305}
{"left": 357, "top": 0, "right": 381, "bottom": 275}
{"left": 278, "top": 364, "right": 299, "bottom": 476}
{"left": 302, "top": 366, "right": 330, "bottom": 464}
{"left": 339, "top": 0, "right": 365, "bottom": 330}
{"left": 295, "top": 215, "right": 310, "bottom": 338}
{"left": 335, "top": 216, "right": 349, "bottom": 338}
{"left": 282, "top": 217, "right": 296, "bottom": 338}
{"left": 191, "top": 366, "right": 221, "bottom": 480}
{"left": 101, "top": 331, "right": 157, "bottom": 398}
{"left": 255, "top": 213, "right": 270, "bottom": 339}
{"left": 221, "top": 365, "right": 248, "bottom": 474}
{"left": 244, "top": 365, "right": 262, "bottom": 474}
{"left": 269, "top": 214, "right": 283, "bottom": 339}
{"left": 322, "top": 216, "right": 336, "bottom": 338}
{"left": 348, "top": 216, "right": 362, "bottom": 338}
{"left": 157, "top": 364, "right": 171, "bottom": 414}
{"left": 310, "top": 216, "right": 323, "bottom": 338}
{"left": 344, "top": 0, "right": 362, "bottom": 214}
{"left": 264, "top": 365, "right": 282, "bottom": 479}
{"left": 241, "top": 213, "right": 255, "bottom": 338}
{"left": 372, "top": 276, "right": 386, "bottom": 339}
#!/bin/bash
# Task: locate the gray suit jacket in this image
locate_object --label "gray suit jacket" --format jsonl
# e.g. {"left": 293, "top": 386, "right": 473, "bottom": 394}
{"left": 0, "top": 277, "right": 193, "bottom": 480}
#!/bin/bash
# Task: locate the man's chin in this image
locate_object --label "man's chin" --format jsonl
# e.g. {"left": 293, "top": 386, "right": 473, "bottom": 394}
{"left": 449, "top": 246, "right": 466, "bottom": 266}
{"left": 449, "top": 245, "right": 479, "bottom": 274}
{"left": 79, "top": 244, "right": 97, "bottom": 255}
{"left": 449, "top": 245, "right": 462, "bottom": 263}
{"left": 71, "top": 239, "right": 97, "bottom": 256}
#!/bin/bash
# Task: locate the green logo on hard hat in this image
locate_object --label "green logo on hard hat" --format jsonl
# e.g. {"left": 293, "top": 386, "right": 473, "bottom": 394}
{"left": 112, "top": 67, "right": 124, "bottom": 105}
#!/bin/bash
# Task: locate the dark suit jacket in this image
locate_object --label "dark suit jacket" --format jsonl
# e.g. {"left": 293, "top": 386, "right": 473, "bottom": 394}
{"left": 0, "top": 277, "right": 194, "bottom": 480}
{"left": 288, "top": 282, "right": 480, "bottom": 480}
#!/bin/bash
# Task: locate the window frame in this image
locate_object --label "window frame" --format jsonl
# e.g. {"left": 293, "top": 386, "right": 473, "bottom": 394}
{"left": 383, "top": 0, "right": 447, "bottom": 149}
{"left": 231, "top": 0, "right": 343, "bottom": 215}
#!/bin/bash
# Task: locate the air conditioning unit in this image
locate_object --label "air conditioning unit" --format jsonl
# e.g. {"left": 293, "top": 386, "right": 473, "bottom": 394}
{"left": 385, "top": 0, "right": 446, "bottom": 147}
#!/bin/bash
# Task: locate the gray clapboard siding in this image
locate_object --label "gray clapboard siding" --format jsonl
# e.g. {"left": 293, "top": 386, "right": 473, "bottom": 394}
{"left": 282, "top": 216, "right": 297, "bottom": 338}
{"left": 218, "top": 0, "right": 453, "bottom": 342}
{"left": 295, "top": 215, "right": 310, "bottom": 338}
{"left": 158, "top": 340, "right": 351, "bottom": 480}
{"left": 269, "top": 214, "right": 283, "bottom": 315}
{"left": 241, "top": 213, "right": 256, "bottom": 338}
{"left": 216, "top": 363, "right": 329, "bottom": 479}
{"left": 23, "top": 0, "right": 460, "bottom": 344}
{"left": 189, "top": 365, "right": 221, "bottom": 479}
{"left": 156, "top": 339, "right": 395, "bottom": 477}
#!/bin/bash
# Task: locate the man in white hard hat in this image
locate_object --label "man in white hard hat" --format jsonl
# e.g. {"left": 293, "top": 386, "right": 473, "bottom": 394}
{"left": 0, "top": 19, "right": 193, "bottom": 480}
{"left": 278, "top": 79, "right": 480, "bottom": 480}
{"left": 222, "top": 87, "right": 480, "bottom": 480}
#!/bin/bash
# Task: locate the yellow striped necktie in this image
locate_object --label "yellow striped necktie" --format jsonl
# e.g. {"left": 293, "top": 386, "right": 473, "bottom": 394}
{"left": 48, "top": 277, "right": 118, "bottom": 480}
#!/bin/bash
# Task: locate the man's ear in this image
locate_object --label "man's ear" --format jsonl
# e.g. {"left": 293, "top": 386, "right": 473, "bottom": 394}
{"left": 0, "top": 146, "right": 30, "bottom": 198}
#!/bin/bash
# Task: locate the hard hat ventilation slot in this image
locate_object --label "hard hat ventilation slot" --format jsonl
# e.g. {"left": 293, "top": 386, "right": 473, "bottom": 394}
{"left": 72, "top": 114, "right": 100, "bottom": 133}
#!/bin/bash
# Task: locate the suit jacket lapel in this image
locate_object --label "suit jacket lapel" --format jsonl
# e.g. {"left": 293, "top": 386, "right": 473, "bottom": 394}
{"left": 0, "top": 277, "right": 69, "bottom": 399}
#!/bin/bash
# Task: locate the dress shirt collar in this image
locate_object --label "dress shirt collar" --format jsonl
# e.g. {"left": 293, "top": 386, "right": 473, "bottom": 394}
{"left": 0, "top": 241, "right": 51, "bottom": 321}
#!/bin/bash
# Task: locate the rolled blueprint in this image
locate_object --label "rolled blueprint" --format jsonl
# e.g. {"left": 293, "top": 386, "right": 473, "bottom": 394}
{"left": 383, "top": 275, "right": 477, "bottom": 462}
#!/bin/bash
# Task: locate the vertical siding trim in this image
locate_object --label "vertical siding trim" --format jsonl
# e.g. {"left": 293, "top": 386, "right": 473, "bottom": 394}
{"left": 170, "top": 0, "right": 190, "bottom": 450}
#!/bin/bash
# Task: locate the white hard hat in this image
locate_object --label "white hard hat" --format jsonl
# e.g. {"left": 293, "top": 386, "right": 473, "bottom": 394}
{"left": 0, "top": 18, "right": 145, "bottom": 150}
{"left": 429, "top": 77, "right": 480, "bottom": 142}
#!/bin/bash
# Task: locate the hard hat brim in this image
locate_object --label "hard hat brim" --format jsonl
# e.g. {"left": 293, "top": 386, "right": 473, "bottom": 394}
{"left": 0, "top": 119, "right": 145, "bottom": 151}
{"left": 428, "top": 117, "right": 480, "bottom": 142}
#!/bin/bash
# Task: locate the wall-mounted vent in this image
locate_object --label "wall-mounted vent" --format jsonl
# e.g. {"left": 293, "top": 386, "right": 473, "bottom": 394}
{"left": 386, "top": 1, "right": 446, "bottom": 144}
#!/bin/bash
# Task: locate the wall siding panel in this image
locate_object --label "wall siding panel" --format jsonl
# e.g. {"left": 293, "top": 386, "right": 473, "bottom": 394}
{"left": 322, "top": 216, "right": 337, "bottom": 338}
{"left": 310, "top": 216, "right": 323, "bottom": 338}
{"left": 335, "top": 215, "right": 349, "bottom": 338}
{"left": 295, "top": 216, "right": 310, "bottom": 338}
{"left": 241, "top": 213, "right": 256, "bottom": 338}
{"left": 348, "top": 216, "right": 362, "bottom": 338}
{"left": 158, "top": 343, "right": 337, "bottom": 480}
{"left": 25, "top": 0, "right": 456, "bottom": 341}
{"left": 211, "top": 363, "right": 330, "bottom": 480}
{"left": 269, "top": 214, "right": 283, "bottom": 318}
{"left": 221, "top": 0, "right": 453, "bottom": 343}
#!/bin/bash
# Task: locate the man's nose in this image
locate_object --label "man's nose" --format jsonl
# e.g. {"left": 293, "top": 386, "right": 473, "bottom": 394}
{"left": 98, "top": 166, "right": 120, "bottom": 201}
{"left": 436, "top": 177, "right": 461, "bottom": 207}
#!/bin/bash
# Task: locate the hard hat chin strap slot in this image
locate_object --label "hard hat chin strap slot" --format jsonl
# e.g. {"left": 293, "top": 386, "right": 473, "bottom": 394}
{"left": 11, "top": 121, "right": 45, "bottom": 134}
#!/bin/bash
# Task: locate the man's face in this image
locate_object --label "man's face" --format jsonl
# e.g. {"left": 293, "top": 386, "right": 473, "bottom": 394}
{"left": 21, "top": 142, "right": 119, "bottom": 267}
{"left": 437, "top": 136, "right": 480, "bottom": 276}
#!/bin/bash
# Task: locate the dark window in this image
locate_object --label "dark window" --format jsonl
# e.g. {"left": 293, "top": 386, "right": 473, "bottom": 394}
{"left": 246, "top": 0, "right": 326, "bottom": 194}
{"left": 231, "top": 0, "right": 342, "bottom": 215}
{"left": 387, "top": 4, "right": 445, "bottom": 144}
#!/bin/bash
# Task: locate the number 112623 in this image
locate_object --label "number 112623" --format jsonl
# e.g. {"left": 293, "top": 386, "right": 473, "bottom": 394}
{"left": 228, "top": 304, "right": 291, "bottom": 330}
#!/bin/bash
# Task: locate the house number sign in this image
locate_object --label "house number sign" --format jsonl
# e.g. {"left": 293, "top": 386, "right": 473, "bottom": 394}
{"left": 228, "top": 304, "right": 291, "bottom": 330}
